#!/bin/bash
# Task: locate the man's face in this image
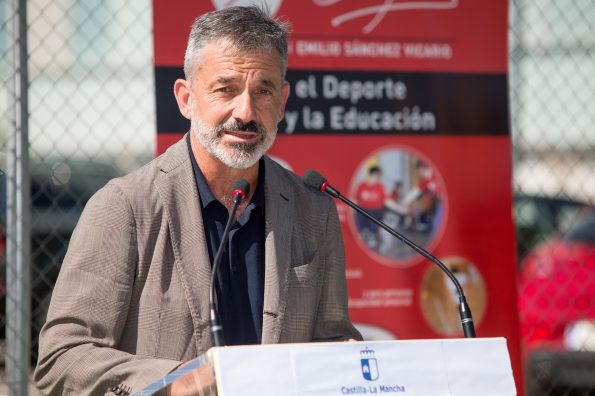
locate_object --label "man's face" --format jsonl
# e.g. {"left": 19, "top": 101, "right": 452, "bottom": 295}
{"left": 188, "top": 41, "right": 289, "bottom": 169}
{"left": 369, "top": 172, "right": 381, "bottom": 183}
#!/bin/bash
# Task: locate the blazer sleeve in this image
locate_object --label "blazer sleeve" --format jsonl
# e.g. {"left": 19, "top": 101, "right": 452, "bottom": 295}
{"left": 34, "top": 182, "right": 179, "bottom": 395}
{"left": 312, "top": 198, "right": 363, "bottom": 342}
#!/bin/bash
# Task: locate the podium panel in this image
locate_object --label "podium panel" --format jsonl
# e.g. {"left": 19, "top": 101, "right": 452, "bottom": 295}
{"left": 212, "top": 338, "right": 515, "bottom": 396}
{"left": 136, "top": 338, "right": 516, "bottom": 395}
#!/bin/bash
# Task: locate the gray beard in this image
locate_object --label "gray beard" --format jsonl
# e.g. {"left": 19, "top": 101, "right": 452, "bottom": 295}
{"left": 191, "top": 116, "right": 276, "bottom": 169}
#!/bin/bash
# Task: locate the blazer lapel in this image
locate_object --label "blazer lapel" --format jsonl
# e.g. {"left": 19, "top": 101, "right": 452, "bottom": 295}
{"left": 154, "top": 137, "right": 213, "bottom": 355}
{"left": 261, "top": 156, "right": 294, "bottom": 344}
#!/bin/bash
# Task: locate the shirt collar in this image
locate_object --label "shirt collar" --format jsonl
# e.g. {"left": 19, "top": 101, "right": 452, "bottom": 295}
{"left": 186, "top": 133, "right": 265, "bottom": 210}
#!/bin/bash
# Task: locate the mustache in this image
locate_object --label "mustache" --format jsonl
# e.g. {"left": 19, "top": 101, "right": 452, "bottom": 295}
{"left": 217, "top": 120, "right": 266, "bottom": 135}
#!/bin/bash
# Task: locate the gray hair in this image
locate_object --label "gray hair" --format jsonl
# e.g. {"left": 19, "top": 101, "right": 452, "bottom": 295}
{"left": 184, "top": 6, "right": 290, "bottom": 81}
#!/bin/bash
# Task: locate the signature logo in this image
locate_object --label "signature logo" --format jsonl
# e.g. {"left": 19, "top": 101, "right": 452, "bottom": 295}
{"left": 211, "top": 0, "right": 283, "bottom": 16}
{"left": 313, "top": 0, "right": 459, "bottom": 34}
{"left": 360, "top": 347, "right": 379, "bottom": 381}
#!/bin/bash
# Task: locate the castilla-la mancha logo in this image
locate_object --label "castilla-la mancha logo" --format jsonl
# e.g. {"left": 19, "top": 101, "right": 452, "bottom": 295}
{"left": 360, "top": 347, "right": 379, "bottom": 381}
{"left": 211, "top": 0, "right": 283, "bottom": 16}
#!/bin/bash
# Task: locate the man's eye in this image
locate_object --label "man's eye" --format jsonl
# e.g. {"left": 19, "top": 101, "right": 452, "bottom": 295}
{"left": 215, "top": 87, "right": 232, "bottom": 93}
{"left": 258, "top": 89, "right": 273, "bottom": 95}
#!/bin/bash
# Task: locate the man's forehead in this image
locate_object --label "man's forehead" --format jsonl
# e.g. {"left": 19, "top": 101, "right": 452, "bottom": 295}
{"left": 202, "top": 40, "right": 280, "bottom": 63}
{"left": 196, "top": 43, "right": 284, "bottom": 83}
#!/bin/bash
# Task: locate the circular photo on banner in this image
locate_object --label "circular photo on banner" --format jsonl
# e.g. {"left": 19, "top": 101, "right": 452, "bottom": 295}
{"left": 348, "top": 146, "right": 447, "bottom": 266}
{"left": 420, "top": 257, "right": 487, "bottom": 336}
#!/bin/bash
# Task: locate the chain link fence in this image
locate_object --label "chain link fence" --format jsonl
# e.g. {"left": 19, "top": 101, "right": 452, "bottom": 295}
{"left": 1, "top": 0, "right": 155, "bottom": 394}
{"left": 510, "top": 0, "right": 595, "bottom": 395}
{"left": 0, "top": 0, "right": 594, "bottom": 395}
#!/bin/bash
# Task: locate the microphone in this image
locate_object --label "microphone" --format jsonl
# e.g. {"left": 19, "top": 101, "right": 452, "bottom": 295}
{"left": 303, "top": 169, "right": 476, "bottom": 338}
{"left": 209, "top": 178, "right": 251, "bottom": 347}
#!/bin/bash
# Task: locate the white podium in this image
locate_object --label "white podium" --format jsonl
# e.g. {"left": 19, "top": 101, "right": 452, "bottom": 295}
{"left": 136, "top": 338, "right": 516, "bottom": 395}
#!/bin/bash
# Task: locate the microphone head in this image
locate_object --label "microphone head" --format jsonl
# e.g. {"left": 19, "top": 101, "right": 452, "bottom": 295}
{"left": 232, "top": 178, "right": 250, "bottom": 199}
{"left": 303, "top": 169, "right": 327, "bottom": 192}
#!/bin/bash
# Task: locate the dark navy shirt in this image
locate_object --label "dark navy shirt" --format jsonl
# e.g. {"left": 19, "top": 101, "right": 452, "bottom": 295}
{"left": 186, "top": 134, "right": 265, "bottom": 345}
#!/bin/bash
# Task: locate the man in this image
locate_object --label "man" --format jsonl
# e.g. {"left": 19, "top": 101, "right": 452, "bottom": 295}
{"left": 354, "top": 166, "right": 388, "bottom": 241}
{"left": 34, "top": 6, "right": 360, "bottom": 395}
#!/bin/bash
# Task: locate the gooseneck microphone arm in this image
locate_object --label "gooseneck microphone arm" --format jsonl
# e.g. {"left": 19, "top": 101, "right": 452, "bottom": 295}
{"left": 209, "top": 178, "right": 251, "bottom": 347}
{"left": 303, "top": 169, "right": 476, "bottom": 338}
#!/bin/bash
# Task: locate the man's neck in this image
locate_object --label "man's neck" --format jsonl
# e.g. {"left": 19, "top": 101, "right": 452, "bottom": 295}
{"left": 189, "top": 132, "right": 259, "bottom": 210}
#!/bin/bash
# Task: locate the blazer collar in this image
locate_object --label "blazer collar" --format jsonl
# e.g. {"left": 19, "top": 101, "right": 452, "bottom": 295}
{"left": 154, "top": 136, "right": 213, "bottom": 354}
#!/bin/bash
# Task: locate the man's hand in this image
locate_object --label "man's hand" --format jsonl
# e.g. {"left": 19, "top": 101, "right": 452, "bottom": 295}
{"left": 164, "top": 362, "right": 216, "bottom": 396}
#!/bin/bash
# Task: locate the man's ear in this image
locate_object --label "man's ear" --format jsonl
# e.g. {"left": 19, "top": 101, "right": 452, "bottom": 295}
{"left": 173, "top": 79, "right": 192, "bottom": 120}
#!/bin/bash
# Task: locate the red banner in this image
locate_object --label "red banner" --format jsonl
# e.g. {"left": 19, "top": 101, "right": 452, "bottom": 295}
{"left": 154, "top": 0, "right": 521, "bottom": 391}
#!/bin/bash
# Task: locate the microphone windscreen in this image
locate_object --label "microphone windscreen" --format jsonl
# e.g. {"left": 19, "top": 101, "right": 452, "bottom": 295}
{"left": 303, "top": 169, "right": 327, "bottom": 191}
{"left": 232, "top": 178, "right": 250, "bottom": 198}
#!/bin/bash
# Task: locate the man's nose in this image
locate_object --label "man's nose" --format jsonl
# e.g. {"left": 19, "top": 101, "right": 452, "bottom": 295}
{"left": 231, "top": 91, "right": 256, "bottom": 123}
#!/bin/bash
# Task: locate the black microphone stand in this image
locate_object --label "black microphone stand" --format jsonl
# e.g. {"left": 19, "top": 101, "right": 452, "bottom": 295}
{"left": 309, "top": 172, "right": 476, "bottom": 338}
{"left": 209, "top": 180, "right": 249, "bottom": 347}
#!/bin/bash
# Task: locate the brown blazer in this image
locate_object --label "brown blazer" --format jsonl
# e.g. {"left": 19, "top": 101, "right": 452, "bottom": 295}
{"left": 34, "top": 136, "right": 361, "bottom": 395}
